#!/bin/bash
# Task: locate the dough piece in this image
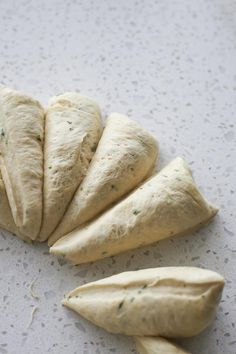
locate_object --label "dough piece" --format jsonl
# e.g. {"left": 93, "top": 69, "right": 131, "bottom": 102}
{"left": 0, "top": 86, "right": 44, "bottom": 240}
{"left": 0, "top": 171, "right": 30, "bottom": 242}
{"left": 38, "top": 92, "right": 102, "bottom": 241}
{"left": 134, "top": 336, "right": 190, "bottom": 354}
{"left": 49, "top": 112, "right": 158, "bottom": 246}
{"left": 62, "top": 267, "right": 224, "bottom": 337}
{"left": 50, "top": 157, "right": 218, "bottom": 264}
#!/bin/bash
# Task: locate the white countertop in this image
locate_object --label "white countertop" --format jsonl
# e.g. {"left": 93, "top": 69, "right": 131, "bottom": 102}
{"left": 0, "top": 1, "right": 235, "bottom": 353}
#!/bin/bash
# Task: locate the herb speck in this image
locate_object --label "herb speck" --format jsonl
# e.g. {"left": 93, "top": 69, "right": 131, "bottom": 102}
{"left": 133, "top": 210, "right": 141, "bottom": 215}
{"left": 118, "top": 301, "right": 124, "bottom": 309}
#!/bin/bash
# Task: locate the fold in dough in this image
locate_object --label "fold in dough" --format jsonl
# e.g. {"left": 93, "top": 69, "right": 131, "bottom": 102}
{"left": 134, "top": 337, "right": 190, "bottom": 354}
{"left": 38, "top": 92, "right": 102, "bottom": 242}
{"left": 0, "top": 171, "right": 30, "bottom": 242}
{"left": 0, "top": 87, "right": 44, "bottom": 240}
{"left": 62, "top": 267, "right": 224, "bottom": 337}
{"left": 50, "top": 157, "right": 218, "bottom": 264}
{"left": 49, "top": 112, "right": 158, "bottom": 246}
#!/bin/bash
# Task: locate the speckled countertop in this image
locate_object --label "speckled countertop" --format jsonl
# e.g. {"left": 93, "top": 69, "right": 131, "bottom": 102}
{"left": 0, "top": 1, "right": 235, "bottom": 353}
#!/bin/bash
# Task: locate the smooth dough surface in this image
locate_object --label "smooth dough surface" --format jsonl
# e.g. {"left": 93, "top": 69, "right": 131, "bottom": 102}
{"left": 50, "top": 157, "right": 218, "bottom": 264}
{"left": 134, "top": 336, "right": 190, "bottom": 354}
{"left": 0, "top": 86, "right": 44, "bottom": 240}
{"left": 62, "top": 267, "right": 224, "bottom": 337}
{"left": 49, "top": 112, "right": 158, "bottom": 245}
{"left": 0, "top": 171, "right": 30, "bottom": 242}
{"left": 38, "top": 92, "right": 102, "bottom": 241}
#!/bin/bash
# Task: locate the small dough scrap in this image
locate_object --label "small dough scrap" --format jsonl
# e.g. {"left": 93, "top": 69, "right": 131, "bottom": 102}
{"left": 38, "top": 92, "right": 102, "bottom": 241}
{"left": 0, "top": 171, "right": 30, "bottom": 242}
{"left": 0, "top": 86, "right": 44, "bottom": 240}
{"left": 134, "top": 336, "right": 190, "bottom": 354}
{"left": 49, "top": 112, "right": 158, "bottom": 245}
{"left": 62, "top": 267, "right": 224, "bottom": 337}
{"left": 50, "top": 157, "right": 218, "bottom": 264}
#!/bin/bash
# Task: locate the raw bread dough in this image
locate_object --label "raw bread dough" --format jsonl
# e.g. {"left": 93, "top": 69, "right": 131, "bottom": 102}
{"left": 0, "top": 86, "right": 44, "bottom": 240}
{"left": 62, "top": 267, "right": 224, "bottom": 337}
{"left": 0, "top": 171, "right": 30, "bottom": 242}
{"left": 38, "top": 92, "right": 102, "bottom": 241}
{"left": 49, "top": 112, "right": 158, "bottom": 245}
{"left": 50, "top": 157, "right": 218, "bottom": 264}
{"left": 134, "top": 336, "right": 190, "bottom": 354}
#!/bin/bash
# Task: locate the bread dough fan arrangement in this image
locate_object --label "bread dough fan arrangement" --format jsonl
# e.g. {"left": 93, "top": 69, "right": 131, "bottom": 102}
{"left": 0, "top": 86, "right": 225, "bottom": 354}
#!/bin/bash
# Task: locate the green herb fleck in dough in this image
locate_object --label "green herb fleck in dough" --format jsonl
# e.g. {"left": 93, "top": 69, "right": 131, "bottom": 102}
{"left": 49, "top": 166, "right": 52, "bottom": 169}
{"left": 67, "top": 121, "right": 72, "bottom": 124}
{"left": 130, "top": 297, "right": 135, "bottom": 302}
{"left": 133, "top": 210, "right": 141, "bottom": 215}
{"left": 142, "top": 284, "right": 148, "bottom": 289}
{"left": 69, "top": 127, "right": 74, "bottom": 131}
{"left": 1, "top": 128, "right": 5, "bottom": 137}
{"left": 118, "top": 301, "right": 124, "bottom": 309}
{"left": 36, "top": 135, "right": 41, "bottom": 142}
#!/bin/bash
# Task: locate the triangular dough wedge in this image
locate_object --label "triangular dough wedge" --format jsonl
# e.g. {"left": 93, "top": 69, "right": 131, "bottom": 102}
{"left": 61, "top": 267, "right": 224, "bottom": 337}
{"left": 0, "top": 171, "right": 30, "bottom": 242}
{"left": 49, "top": 112, "right": 158, "bottom": 246}
{"left": 38, "top": 92, "right": 102, "bottom": 242}
{"left": 50, "top": 157, "right": 218, "bottom": 264}
{"left": 0, "top": 87, "right": 44, "bottom": 240}
{"left": 134, "top": 337, "right": 190, "bottom": 354}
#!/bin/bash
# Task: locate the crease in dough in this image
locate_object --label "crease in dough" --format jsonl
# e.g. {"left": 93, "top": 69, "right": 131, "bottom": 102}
{"left": 49, "top": 112, "right": 158, "bottom": 246}
{"left": 0, "top": 170, "right": 31, "bottom": 242}
{"left": 38, "top": 92, "right": 102, "bottom": 242}
{"left": 134, "top": 336, "right": 190, "bottom": 354}
{"left": 50, "top": 157, "right": 218, "bottom": 265}
{"left": 61, "top": 267, "right": 224, "bottom": 337}
{"left": 0, "top": 86, "right": 44, "bottom": 240}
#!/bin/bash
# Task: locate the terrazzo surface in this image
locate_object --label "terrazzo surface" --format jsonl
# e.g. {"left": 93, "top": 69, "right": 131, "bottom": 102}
{"left": 0, "top": 0, "right": 236, "bottom": 353}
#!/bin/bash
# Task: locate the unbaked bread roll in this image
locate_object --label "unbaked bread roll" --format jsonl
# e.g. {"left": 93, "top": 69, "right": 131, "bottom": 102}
{"left": 38, "top": 92, "right": 102, "bottom": 241}
{"left": 50, "top": 157, "right": 218, "bottom": 264}
{"left": 134, "top": 336, "right": 190, "bottom": 354}
{"left": 49, "top": 112, "right": 158, "bottom": 246}
{"left": 0, "top": 86, "right": 44, "bottom": 240}
{"left": 62, "top": 267, "right": 224, "bottom": 337}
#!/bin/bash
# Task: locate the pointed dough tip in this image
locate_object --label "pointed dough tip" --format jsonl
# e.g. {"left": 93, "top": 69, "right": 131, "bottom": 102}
{"left": 49, "top": 244, "right": 67, "bottom": 257}
{"left": 211, "top": 203, "right": 219, "bottom": 215}
{"left": 61, "top": 298, "right": 67, "bottom": 306}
